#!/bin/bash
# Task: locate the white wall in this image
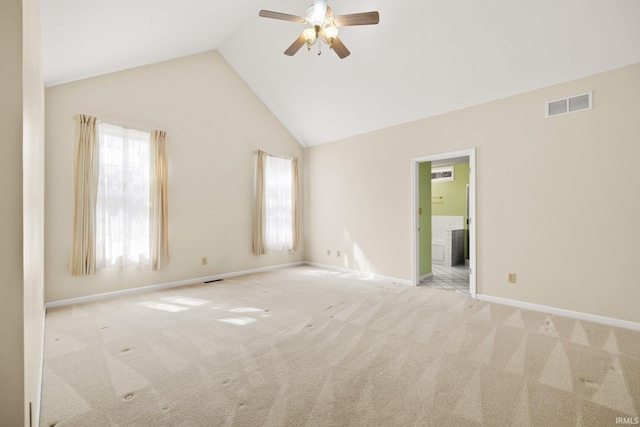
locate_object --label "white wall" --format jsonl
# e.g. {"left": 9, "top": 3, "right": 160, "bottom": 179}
{"left": 23, "top": 0, "right": 46, "bottom": 423}
{"left": 0, "top": 0, "right": 46, "bottom": 425}
{"left": 305, "top": 63, "right": 640, "bottom": 324}
{"left": 45, "top": 51, "right": 304, "bottom": 302}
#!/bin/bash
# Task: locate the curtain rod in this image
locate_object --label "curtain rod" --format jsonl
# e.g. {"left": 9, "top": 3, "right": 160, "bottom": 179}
{"left": 255, "top": 150, "right": 297, "bottom": 161}
{"left": 76, "top": 114, "right": 161, "bottom": 134}
{"left": 100, "top": 118, "right": 157, "bottom": 134}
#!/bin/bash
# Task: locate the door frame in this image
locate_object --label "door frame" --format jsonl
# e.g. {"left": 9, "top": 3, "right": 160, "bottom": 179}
{"left": 411, "top": 148, "right": 477, "bottom": 297}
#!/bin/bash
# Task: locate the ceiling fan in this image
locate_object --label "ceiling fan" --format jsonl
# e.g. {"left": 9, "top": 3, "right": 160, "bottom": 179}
{"left": 259, "top": 0, "right": 379, "bottom": 59}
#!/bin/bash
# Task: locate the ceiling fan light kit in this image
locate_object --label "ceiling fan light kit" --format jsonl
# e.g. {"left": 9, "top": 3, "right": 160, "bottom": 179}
{"left": 303, "top": 28, "right": 317, "bottom": 49}
{"left": 259, "top": 0, "right": 379, "bottom": 59}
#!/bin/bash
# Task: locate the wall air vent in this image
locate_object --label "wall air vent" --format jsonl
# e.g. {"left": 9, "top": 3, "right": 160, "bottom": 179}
{"left": 546, "top": 92, "right": 592, "bottom": 117}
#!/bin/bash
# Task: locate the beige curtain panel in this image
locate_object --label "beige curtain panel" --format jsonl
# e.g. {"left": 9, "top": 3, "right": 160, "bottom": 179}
{"left": 150, "top": 130, "right": 169, "bottom": 270}
{"left": 253, "top": 150, "right": 267, "bottom": 255}
{"left": 70, "top": 114, "right": 99, "bottom": 276}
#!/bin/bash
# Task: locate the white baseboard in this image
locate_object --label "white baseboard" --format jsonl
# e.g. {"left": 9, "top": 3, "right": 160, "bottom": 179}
{"left": 476, "top": 294, "right": 640, "bottom": 331}
{"left": 45, "top": 262, "right": 305, "bottom": 309}
{"left": 419, "top": 273, "right": 433, "bottom": 281}
{"left": 304, "top": 262, "right": 412, "bottom": 286}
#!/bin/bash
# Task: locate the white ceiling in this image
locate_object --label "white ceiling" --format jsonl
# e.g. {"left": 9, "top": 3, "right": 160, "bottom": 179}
{"left": 40, "top": 0, "right": 640, "bottom": 146}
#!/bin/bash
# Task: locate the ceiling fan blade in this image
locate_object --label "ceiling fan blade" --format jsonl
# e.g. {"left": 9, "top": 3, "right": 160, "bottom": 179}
{"left": 259, "top": 10, "right": 307, "bottom": 23}
{"left": 333, "top": 11, "right": 379, "bottom": 27}
{"left": 284, "top": 34, "right": 307, "bottom": 56}
{"left": 331, "top": 36, "right": 351, "bottom": 59}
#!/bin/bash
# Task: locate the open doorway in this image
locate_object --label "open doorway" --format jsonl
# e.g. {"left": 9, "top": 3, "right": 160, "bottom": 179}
{"left": 411, "top": 149, "right": 477, "bottom": 297}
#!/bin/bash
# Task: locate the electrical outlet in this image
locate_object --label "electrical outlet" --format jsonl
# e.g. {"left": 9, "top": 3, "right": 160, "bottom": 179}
{"left": 336, "top": 250, "right": 341, "bottom": 257}
{"left": 327, "top": 249, "right": 331, "bottom": 256}
{"left": 202, "top": 257, "right": 207, "bottom": 265}
{"left": 508, "top": 273, "right": 516, "bottom": 284}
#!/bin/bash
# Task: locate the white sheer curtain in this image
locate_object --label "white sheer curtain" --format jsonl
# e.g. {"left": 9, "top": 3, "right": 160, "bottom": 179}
{"left": 96, "top": 122, "right": 151, "bottom": 268}
{"left": 264, "top": 155, "right": 294, "bottom": 251}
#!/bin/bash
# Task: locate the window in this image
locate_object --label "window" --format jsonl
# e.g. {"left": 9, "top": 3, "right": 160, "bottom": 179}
{"left": 71, "top": 114, "right": 168, "bottom": 276}
{"left": 431, "top": 166, "right": 454, "bottom": 182}
{"left": 253, "top": 150, "right": 299, "bottom": 255}
{"left": 264, "top": 155, "right": 294, "bottom": 251}
{"left": 96, "top": 122, "right": 151, "bottom": 268}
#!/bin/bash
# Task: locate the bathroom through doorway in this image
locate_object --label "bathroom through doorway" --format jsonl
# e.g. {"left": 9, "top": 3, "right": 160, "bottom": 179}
{"left": 411, "top": 148, "right": 477, "bottom": 297}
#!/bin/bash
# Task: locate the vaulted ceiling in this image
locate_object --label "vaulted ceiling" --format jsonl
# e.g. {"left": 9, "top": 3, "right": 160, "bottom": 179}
{"left": 40, "top": 0, "right": 640, "bottom": 146}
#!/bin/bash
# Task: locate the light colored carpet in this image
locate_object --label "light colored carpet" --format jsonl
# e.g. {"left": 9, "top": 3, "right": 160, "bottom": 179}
{"left": 40, "top": 266, "right": 640, "bottom": 426}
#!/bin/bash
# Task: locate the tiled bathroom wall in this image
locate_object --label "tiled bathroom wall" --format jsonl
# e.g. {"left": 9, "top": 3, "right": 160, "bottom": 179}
{"left": 432, "top": 216, "right": 464, "bottom": 243}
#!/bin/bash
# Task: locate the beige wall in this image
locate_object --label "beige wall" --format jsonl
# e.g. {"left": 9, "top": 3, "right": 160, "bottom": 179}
{"left": 0, "top": 0, "right": 46, "bottom": 425}
{"left": 305, "top": 63, "right": 640, "bottom": 324}
{"left": 45, "top": 51, "right": 304, "bottom": 302}
{"left": 0, "top": 0, "right": 26, "bottom": 423}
